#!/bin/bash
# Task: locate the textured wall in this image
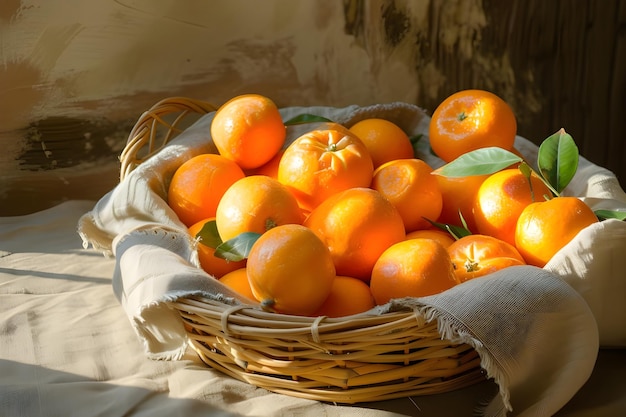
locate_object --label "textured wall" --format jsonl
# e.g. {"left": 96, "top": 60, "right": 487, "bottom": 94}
{"left": 1, "top": 0, "right": 624, "bottom": 215}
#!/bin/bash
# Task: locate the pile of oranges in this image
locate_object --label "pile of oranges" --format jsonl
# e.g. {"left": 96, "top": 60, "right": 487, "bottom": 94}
{"left": 166, "top": 91, "right": 599, "bottom": 317}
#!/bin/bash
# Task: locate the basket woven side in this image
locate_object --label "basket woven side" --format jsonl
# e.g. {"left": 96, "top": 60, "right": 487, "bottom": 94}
{"left": 172, "top": 297, "right": 484, "bottom": 404}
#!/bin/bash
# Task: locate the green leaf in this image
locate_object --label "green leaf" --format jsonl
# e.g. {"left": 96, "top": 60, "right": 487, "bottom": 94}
{"left": 457, "top": 210, "right": 471, "bottom": 232}
{"left": 423, "top": 217, "right": 472, "bottom": 240}
{"left": 517, "top": 161, "right": 533, "bottom": 178}
{"left": 214, "top": 232, "right": 262, "bottom": 262}
{"left": 433, "top": 147, "right": 523, "bottom": 177}
{"left": 284, "top": 114, "right": 334, "bottom": 126}
{"left": 595, "top": 209, "right": 626, "bottom": 221}
{"left": 537, "top": 128, "right": 579, "bottom": 193}
{"left": 194, "top": 220, "right": 222, "bottom": 249}
{"left": 516, "top": 161, "right": 554, "bottom": 202}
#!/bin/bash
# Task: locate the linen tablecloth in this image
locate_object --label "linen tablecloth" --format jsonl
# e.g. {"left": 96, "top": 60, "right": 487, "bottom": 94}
{"left": 1, "top": 200, "right": 625, "bottom": 416}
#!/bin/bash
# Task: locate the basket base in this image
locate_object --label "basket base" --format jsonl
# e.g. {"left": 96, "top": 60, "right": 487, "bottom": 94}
{"left": 172, "top": 297, "right": 487, "bottom": 404}
{"left": 187, "top": 338, "right": 486, "bottom": 404}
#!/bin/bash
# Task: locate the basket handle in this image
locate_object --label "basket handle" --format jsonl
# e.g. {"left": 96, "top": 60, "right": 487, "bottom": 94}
{"left": 119, "top": 97, "right": 218, "bottom": 181}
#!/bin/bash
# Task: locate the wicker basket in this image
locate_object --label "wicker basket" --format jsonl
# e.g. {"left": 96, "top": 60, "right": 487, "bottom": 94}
{"left": 120, "top": 97, "right": 486, "bottom": 404}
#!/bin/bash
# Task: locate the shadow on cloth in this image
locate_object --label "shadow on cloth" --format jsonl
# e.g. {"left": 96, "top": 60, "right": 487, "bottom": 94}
{"left": 0, "top": 359, "right": 243, "bottom": 417}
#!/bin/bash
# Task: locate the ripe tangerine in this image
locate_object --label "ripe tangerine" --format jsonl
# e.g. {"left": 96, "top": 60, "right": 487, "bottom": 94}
{"left": 277, "top": 124, "right": 374, "bottom": 211}
{"left": 370, "top": 238, "right": 459, "bottom": 305}
{"left": 247, "top": 224, "right": 336, "bottom": 315}
{"left": 167, "top": 153, "right": 245, "bottom": 227}
{"left": 429, "top": 89, "right": 517, "bottom": 163}
{"left": 348, "top": 118, "right": 415, "bottom": 168}
{"left": 371, "top": 158, "right": 443, "bottom": 232}
{"left": 215, "top": 175, "right": 304, "bottom": 242}
{"left": 447, "top": 234, "right": 525, "bottom": 282}
{"left": 210, "top": 94, "right": 286, "bottom": 169}
{"left": 312, "top": 275, "right": 376, "bottom": 318}
{"left": 304, "top": 187, "right": 406, "bottom": 282}
{"left": 219, "top": 268, "right": 257, "bottom": 303}
{"left": 405, "top": 228, "right": 456, "bottom": 248}
{"left": 515, "top": 196, "right": 598, "bottom": 267}
{"left": 473, "top": 168, "right": 553, "bottom": 246}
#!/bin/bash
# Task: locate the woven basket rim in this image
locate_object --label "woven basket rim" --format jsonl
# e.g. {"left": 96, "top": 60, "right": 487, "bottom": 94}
{"left": 173, "top": 296, "right": 438, "bottom": 339}
{"left": 119, "top": 96, "right": 218, "bottom": 181}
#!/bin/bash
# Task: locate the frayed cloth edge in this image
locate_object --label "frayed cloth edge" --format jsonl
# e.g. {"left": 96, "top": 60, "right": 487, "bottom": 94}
{"left": 130, "top": 290, "right": 246, "bottom": 361}
{"left": 415, "top": 303, "right": 513, "bottom": 415}
{"left": 77, "top": 211, "right": 115, "bottom": 257}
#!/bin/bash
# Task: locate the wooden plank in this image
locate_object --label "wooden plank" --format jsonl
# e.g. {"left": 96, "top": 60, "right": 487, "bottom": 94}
{"left": 606, "top": 1, "right": 626, "bottom": 178}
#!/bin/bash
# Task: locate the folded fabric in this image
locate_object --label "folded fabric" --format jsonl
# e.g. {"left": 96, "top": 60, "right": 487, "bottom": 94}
{"left": 79, "top": 102, "right": 626, "bottom": 416}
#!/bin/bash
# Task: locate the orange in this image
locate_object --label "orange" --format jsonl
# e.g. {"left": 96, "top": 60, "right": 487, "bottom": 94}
{"left": 371, "top": 158, "right": 442, "bottom": 232}
{"left": 304, "top": 187, "right": 406, "bottom": 282}
{"left": 515, "top": 197, "right": 599, "bottom": 267}
{"left": 405, "top": 228, "right": 455, "bottom": 248}
{"left": 435, "top": 173, "right": 488, "bottom": 232}
{"left": 473, "top": 168, "right": 553, "bottom": 246}
{"left": 348, "top": 118, "right": 415, "bottom": 168}
{"left": 370, "top": 238, "right": 459, "bottom": 305}
{"left": 312, "top": 275, "right": 376, "bottom": 318}
{"left": 219, "top": 268, "right": 257, "bottom": 303}
{"left": 433, "top": 141, "right": 524, "bottom": 233}
{"left": 447, "top": 234, "right": 525, "bottom": 283}
{"left": 247, "top": 149, "right": 284, "bottom": 178}
{"left": 277, "top": 124, "right": 374, "bottom": 211}
{"left": 247, "top": 224, "right": 336, "bottom": 315}
{"left": 215, "top": 175, "right": 304, "bottom": 242}
{"left": 167, "top": 153, "right": 246, "bottom": 227}
{"left": 429, "top": 89, "right": 517, "bottom": 162}
{"left": 210, "top": 94, "right": 286, "bottom": 169}
{"left": 188, "top": 218, "right": 246, "bottom": 278}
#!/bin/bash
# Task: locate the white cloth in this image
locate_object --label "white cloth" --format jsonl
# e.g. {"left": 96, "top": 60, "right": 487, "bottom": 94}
{"left": 3, "top": 201, "right": 626, "bottom": 417}
{"left": 78, "top": 103, "right": 626, "bottom": 416}
{"left": 0, "top": 201, "right": 418, "bottom": 417}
